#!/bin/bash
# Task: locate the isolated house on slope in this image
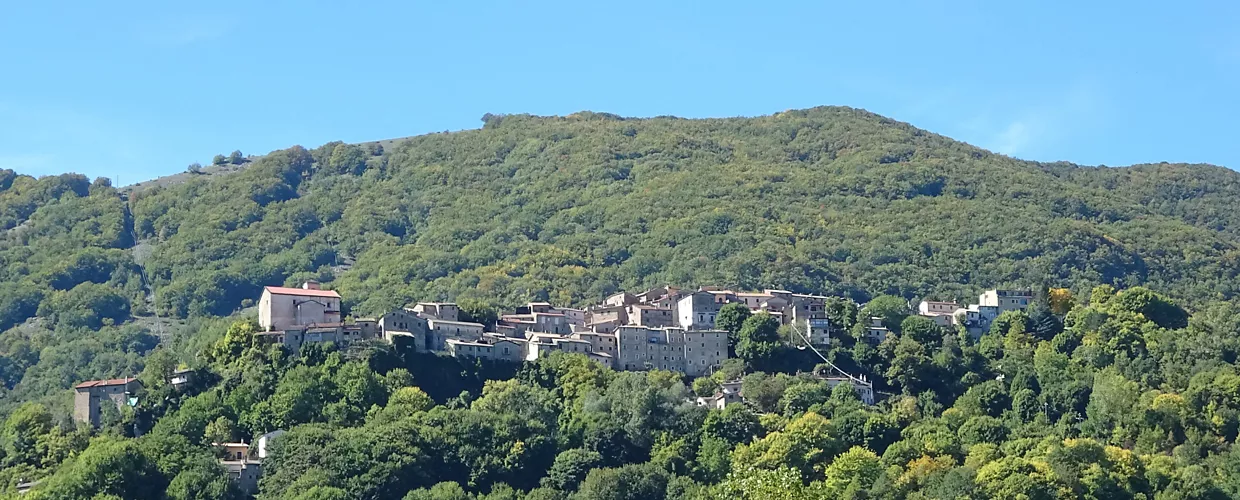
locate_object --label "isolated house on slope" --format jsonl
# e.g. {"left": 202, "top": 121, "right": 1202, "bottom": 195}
{"left": 74, "top": 378, "right": 140, "bottom": 428}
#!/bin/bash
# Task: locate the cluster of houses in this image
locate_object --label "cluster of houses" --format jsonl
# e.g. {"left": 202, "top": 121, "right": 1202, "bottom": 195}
{"left": 248, "top": 283, "right": 859, "bottom": 378}
{"left": 65, "top": 282, "right": 1035, "bottom": 495}
{"left": 71, "top": 285, "right": 1038, "bottom": 430}
{"left": 917, "top": 289, "right": 1033, "bottom": 337}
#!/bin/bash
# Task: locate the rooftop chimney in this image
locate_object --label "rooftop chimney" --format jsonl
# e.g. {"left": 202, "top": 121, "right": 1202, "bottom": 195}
{"left": 302, "top": 280, "right": 321, "bottom": 290}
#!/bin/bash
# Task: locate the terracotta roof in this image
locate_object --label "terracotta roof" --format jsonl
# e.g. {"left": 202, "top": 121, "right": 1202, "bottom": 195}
{"left": 264, "top": 286, "right": 341, "bottom": 299}
{"left": 74, "top": 378, "right": 134, "bottom": 389}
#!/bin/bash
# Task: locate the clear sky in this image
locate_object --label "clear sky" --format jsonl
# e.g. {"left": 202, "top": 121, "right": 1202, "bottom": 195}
{"left": 1, "top": 1, "right": 1236, "bottom": 182}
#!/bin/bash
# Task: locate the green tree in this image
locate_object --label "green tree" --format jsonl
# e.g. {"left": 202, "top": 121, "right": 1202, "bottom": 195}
{"left": 702, "top": 403, "right": 761, "bottom": 445}
{"left": 716, "top": 302, "right": 752, "bottom": 349}
{"left": 900, "top": 315, "right": 942, "bottom": 345}
{"left": 820, "top": 446, "right": 882, "bottom": 496}
{"left": 574, "top": 463, "right": 670, "bottom": 500}
{"left": 31, "top": 439, "right": 168, "bottom": 500}
{"left": 885, "top": 337, "right": 933, "bottom": 394}
{"left": 736, "top": 313, "right": 782, "bottom": 370}
{"left": 692, "top": 377, "right": 719, "bottom": 398}
{"left": 862, "top": 295, "right": 910, "bottom": 331}
{"left": 1, "top": 403, "right": 53, "bottom": 467}
{"left": 546, "top": 448, "right": 603, "bottom": 491}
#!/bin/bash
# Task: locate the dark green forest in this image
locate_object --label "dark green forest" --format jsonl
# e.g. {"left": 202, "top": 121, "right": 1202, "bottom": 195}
{"left": 3, "top": 107, "right": 1240, "bottom": 498}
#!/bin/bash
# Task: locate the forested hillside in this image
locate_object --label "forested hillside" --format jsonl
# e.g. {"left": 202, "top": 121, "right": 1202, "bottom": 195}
{"left": 128, "top": 107, "right": 1240, "bottom": 320}
{"left": 4, "top": 107, "right": 1240, "bottom": 409}
{"left": 4, "top": 107, "right": 1240, "bottom": 498}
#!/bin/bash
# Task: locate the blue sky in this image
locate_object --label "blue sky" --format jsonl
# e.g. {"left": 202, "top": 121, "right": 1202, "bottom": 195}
{"left": 1, "top": 1, "right": 1237, "bottom": 182}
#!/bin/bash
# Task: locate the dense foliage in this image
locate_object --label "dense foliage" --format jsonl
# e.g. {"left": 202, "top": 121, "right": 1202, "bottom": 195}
{"left": 8, "top": 284, "right": 1240, "bottom": 499}
{"left": 4, "top": 107, "right": 1240, "bottom": 497}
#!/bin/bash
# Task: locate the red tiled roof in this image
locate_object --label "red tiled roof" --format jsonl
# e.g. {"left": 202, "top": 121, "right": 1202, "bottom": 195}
{"left": 74, "top": 378, "right": 134, "bottom": 389}
{"left": 264, "top": 286, "right": 341, "bottom": 299}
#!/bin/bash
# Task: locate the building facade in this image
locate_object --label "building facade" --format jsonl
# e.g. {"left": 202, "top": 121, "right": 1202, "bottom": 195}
{"left": 677, "top": 292, "right": 721, "bottom": 330}
{"left": 863, "top": 317, "right": 889, "bottom": 344}
{"left": 626, "top": 304, "right": 675, "bottom": 328}
{"left": 978, "top": 290, "right": 1033, "bottom": 311}
{"left": 446, "top": 337, "right": 525, "bottom": 363}
{"left": 616, "top": 326, "right": 727, "bottom": 377}
{"left": 806, "top": 317, "right": 831, "bottom": 346}
{"left": 258, "top": 282, "right": 341, "bottom": 331}
{"left": 411, "top": 302, "right": 460, "bottom": 321}
{"left": 74, "top": 378, "right": 140, "bottom": 427}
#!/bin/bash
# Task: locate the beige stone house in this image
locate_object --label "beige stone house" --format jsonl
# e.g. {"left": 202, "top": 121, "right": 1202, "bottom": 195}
{"left": 258, "top": 282, "right": 341, "bottom": 331}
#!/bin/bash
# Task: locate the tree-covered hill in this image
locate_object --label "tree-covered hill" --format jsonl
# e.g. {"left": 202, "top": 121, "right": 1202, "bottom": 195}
{"left": 3, "top": 106, "right": 1240, "bottom": 407}
{"left": 8, "top": 106, "right": 1240, "bottom": 498}
{"left": 120, "top": 106, "right": 1240, "bottom": 319}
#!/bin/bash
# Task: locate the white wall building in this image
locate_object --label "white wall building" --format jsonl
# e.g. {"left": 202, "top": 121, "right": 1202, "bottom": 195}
{"left": 677, "top": 292, "right": 721, "bottom": 330}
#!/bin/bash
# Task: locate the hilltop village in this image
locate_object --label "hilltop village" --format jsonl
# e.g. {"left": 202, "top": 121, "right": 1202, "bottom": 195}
{"left": 74, "top": 282, "right": 1035, "bottom": 426}
{"left": 246, "top": 282, "right": 1030, "bottom": 373}
{"left": 65, "top": 281, "right": 1037, "bottom": 494}
{"left": 74, "top": 282, "right": 1037, "bottom": 429}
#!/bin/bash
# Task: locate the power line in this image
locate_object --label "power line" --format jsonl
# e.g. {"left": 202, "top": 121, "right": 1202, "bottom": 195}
{"left": 788, "top": 319, "right": 871, "bottom": 389}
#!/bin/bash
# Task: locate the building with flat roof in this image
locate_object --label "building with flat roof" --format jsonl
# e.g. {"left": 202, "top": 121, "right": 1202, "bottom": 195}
{"left": 677, "top": 292, "right": 721, "bottom": 330}
{"left": 411, "top": 302, "right": 460, "bottom": 322}
{"left": 918, "top": 300, "right": 960, "bottom": 328}
{"left": 446, "top": 337, "right": 525, "bottom": 363}
{"left": 978, "top": 290, "right": 1033, "bottom": 311}
{"left": 616, "top": 326, "right": 727, "bottom": 377}
{"left": 626, "top": 304, "right": 675, "bottom": 328}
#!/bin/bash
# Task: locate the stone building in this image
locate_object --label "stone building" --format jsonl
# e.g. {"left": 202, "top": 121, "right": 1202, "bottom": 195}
{"left": 73, "top": 378, "right": 140, "bottom": 428}
{"left": 411, "top": 302, "right": 460, "bottom": 322}
{"left": 626, "top": 304, "right": 675, "bottom": 328}
{"left": 255, "top": 324, "right": 372, "bottom": 354}
{"left": 258, "top": 282, "right": 342, "bottom": 331}
{"left": 446, "top": 337, "right": 525, "bottom": 363}
{"left": 616, "top": 326, "right": 727, "bottom": 377}
{"left": 677, "top": 292, "right": 721, "bottom": 330}
{"left": 918, "top": 300, "right": 960, "bottom": 327}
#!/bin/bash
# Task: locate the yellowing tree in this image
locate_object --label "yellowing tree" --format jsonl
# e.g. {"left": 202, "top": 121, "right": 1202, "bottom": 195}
{"left": 1049, "top": 288, "right": 1075, "bottom": 315}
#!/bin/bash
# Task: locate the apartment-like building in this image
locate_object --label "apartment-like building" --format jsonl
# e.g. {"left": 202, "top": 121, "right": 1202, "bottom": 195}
{"left": 526, "top": 334, "right": 594, "bottom": 361}
{"left": 378, "top": 309, "right": 429, "bottom": 342}
{"left": 805, "top": 317, "right": 831, "bottom": 346}
{"left": 559, "top": 308, "right": 586, "bottom": 328}
{"left": 603, "top": 292, "right": 638, "bottom": 307}
{"left": 425, "top": 318, "right": 486, "bottom": 351}
{"left": 255, "top": 324, "right": 373, "bottom": 354}
{"left": 616, "top": 326, "right": 727, "bottom": 377}
{"left": 572, "top": 331, "right": 620, "bottom": 358}
{"left": 953, "top": 289, "right": 1033, "bottom": 338}
{"left": 446, "top": 337, "right": 525, "bottom": 363}
{"left": 979, "top": 290, "right": 1033, "bottom": 311}
{"left": 626, "top": 304, "right": 675, "bottom": 328}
